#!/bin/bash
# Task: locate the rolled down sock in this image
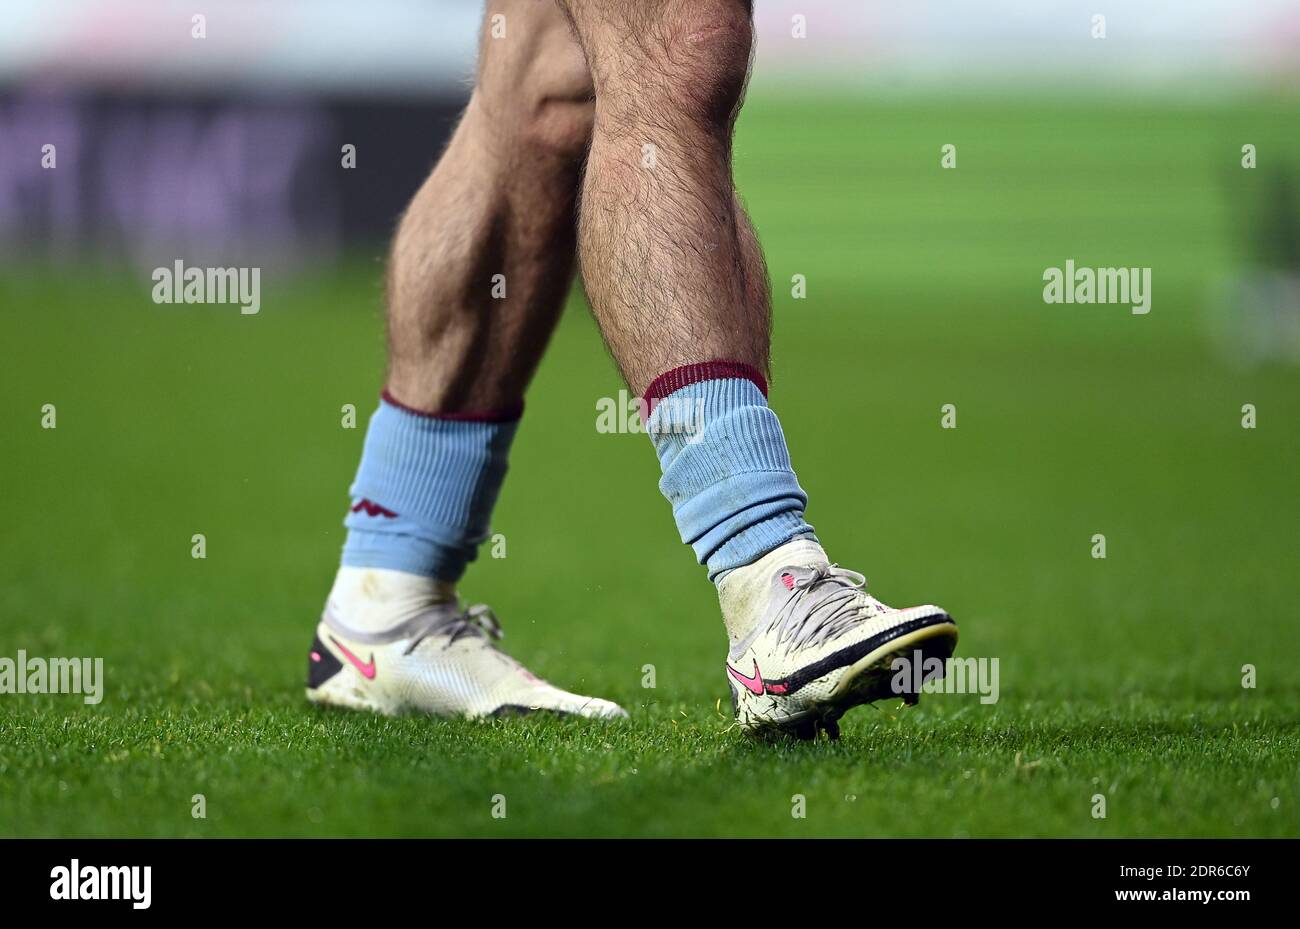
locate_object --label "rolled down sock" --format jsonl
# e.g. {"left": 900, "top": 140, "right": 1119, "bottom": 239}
{"left": 644, "top": 361, "right": 816, "bottom": 582}
{"left": 341, "top": 391, "right": 519, "bottom": 581}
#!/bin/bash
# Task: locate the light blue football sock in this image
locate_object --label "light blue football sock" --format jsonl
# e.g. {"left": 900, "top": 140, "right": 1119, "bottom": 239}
{"left": 645, "top": 362, "right": 816, "bottom": 582}
{"left": 341, "top": 392, "right": 519, "bottom": 581}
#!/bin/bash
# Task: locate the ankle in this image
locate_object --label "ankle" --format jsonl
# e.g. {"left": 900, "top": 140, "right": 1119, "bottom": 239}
{"left": 325, "top": 566, "right": 457, "bottom": 634}
{"left": 716, "top": 538, "right": 828, "bottom": 645}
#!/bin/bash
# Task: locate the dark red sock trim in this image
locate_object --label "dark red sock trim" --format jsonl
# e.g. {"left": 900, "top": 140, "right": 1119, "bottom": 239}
{"left": 381, "top": 389, "right": 523, "bottom": 423}
{"left": 643, "top": 361, "right": 768, "bottom": 406}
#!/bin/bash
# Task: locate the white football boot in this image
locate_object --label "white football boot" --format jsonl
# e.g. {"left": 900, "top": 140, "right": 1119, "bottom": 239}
{"left": 306, "top": 567, "right": 627, "bottom": 720}
{"left": 718, "top": 539, "right": 957, "bottom": 740}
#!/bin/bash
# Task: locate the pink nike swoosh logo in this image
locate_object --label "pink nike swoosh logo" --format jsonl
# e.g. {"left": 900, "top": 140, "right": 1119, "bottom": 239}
{"left": 727, "top": 659, "right": 766, "bottom": 696}
{"left": 330, "top": 636, "right": 376, "bottom": 680}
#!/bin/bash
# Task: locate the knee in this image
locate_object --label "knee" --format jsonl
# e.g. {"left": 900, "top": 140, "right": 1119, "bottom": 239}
{"left": 620, "top": 0, "right": 754, "bottom": 127}
{"left": 520, "top": 59, "right": 595, "bottom": 162}
{"left": 476, "top": 8, "right": 594, "bottom": 163}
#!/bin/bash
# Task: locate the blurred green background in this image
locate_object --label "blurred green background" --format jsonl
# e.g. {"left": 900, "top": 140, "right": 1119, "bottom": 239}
{"left": 2, "top": 93, "right": 1297, "bottom": 837}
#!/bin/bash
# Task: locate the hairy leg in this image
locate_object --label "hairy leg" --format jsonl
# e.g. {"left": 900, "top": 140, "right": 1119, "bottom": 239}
{"left": 385, "top": 1, "right": 594, "bottom": 413}
{"left": 312, "top": 5, "right": 627, "bottom": 720}
{"left": 554, "top": 0, "right": 769, "bottom": 395}
{"left": 552, "top": 0, "right": 815, "bottom": 590}
{"left": 337, "top": 4, "right": 594, "bottom": 581}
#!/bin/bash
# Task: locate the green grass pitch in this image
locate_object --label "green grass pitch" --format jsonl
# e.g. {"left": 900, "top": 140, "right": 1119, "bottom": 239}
{"left": 1, "top": 95, "right": 1297, "bottom": 837}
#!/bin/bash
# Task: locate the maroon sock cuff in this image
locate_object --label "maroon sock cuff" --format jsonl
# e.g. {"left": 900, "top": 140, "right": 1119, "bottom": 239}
{"left": 643, "top": 361, "right": 768, "bottom": 406}
{"left": 380, "top": 389, "right": 523, "bottom": 423}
